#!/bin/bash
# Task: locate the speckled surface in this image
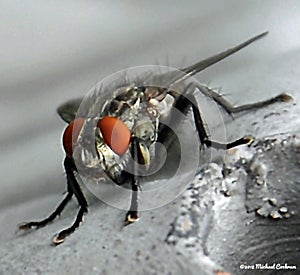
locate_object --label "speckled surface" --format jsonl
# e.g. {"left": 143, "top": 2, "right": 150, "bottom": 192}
{"left": 0, "top": 182, "right": 222, "bottom": 275}
{"left": 166, "top": 134, "right": 300, "bottom": 275}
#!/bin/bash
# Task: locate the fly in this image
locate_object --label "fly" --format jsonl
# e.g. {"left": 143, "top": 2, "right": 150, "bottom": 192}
{"left": 19, "top": 31, "right": 292, "bottom": 245}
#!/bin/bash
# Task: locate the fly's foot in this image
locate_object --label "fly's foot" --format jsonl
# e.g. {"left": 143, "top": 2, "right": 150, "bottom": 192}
{"left": 52, "top": 231, "right": 69, "bottom": 246}
{"left": 18, "top": 222, "right": 33, "bottom": 231}
{"left": 224, "top": 135, "right": 255, "bottom": 150}
{"left": 124, "top": 211, "right": 139, "bottom": 226}
{"left": 241, "top": 135, "right": 255, "bottom": 146}
{"left": 275, "top": 93, "right": 293, "bottom": 102}
{"left": 18, "top": 221, "right": 43, "bottom": 231}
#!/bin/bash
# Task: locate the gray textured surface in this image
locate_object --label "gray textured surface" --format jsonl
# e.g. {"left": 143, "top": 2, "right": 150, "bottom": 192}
{"left": 166, "top": 134, "right": 300, "bottom": 275}
{"left": 1, "top": 1, "right": 300, "bottom": 274}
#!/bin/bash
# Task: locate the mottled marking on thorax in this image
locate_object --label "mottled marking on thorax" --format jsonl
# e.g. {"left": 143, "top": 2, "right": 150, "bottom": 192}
{"left": 101, "top": 86, "right": 160, "bottom": 130}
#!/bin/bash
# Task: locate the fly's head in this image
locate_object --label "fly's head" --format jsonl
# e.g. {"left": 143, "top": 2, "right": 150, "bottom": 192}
{"left": 65, "top": 84, "right": 162, "bottom": 184}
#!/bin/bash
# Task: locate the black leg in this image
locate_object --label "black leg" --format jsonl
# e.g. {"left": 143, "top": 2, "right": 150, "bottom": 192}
{"left": 201, "top": 135, "right": 254, "bottom": 150}
{"left": 52, "top": 207, "right": 87, "bottom": 245}
{"left": 18, "top": 191, "right": 73, "bottom": 230}
{"left": 195, "top": 83, "right": 292, "bottom": 114}
{"left": 52, "top": 156, "right": 88, "bottom": 245}
{"left": 124, "top": 181, "right": 139, "bottom": 225}
{"left": 165, "top": 88, "right": 254, "bottom": 151}
{"left": 190, "top": 96, "right": 254, "bottom": 150}
{"left": 124, "top": 137, "right": 140, "bottom": 225}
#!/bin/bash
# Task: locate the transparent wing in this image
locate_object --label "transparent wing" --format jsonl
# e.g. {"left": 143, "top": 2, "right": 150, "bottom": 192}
{"left": 153, "top": 31, "right": 268, "bottom": 87}
{"left": 57, "top": 97, "right": 84, "bottom": 123}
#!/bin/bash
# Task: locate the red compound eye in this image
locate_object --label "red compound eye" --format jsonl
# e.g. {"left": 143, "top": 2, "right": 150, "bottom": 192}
{"left": 63, "top": 117, "right": 85, "bottom": 157}
{"left": 98, "top": 116, "right": 131, "bottom": 155}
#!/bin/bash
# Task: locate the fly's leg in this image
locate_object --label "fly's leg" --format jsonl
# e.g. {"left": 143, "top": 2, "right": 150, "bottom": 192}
{"left": 124, "top": 179, "right": 139, "bottom": 225}
{"left": 124, "top": 137, "right": 141, "bottom": 225}
{"left": 52, "top": 156, "right": 88, "bottom": 245}
{"left": 195, "top": 83, "right": 293, "bottom": 114}
{"left": 18, "top": 156, "right": 87, "bottom": 245}
{"left": 191, "top": 102, "right": 253, "bottom": 149}
{"left": 171, "top": 91, "right": 254, "bottom": 150}
{"left": 18, "top": 192, "right": 73, "bottom": 230}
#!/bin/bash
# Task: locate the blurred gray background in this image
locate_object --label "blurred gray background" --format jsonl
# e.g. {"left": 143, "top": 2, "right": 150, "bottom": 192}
{"left": 0, "top": 1, "right": 299, "bottom": 274}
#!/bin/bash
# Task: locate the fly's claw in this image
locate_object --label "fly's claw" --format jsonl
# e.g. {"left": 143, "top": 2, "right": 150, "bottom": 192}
{"left": 275, "top": 93, "right": 293, "bottom": 103}
{"left": 18, "top": 222, "right": 36, "bottom": 231}
{"left": 52, "top": 233, "right": 67, "bottom": 246}
{"left": 124, "top": 211, "right": 139, "bottom": 226}
{"left": 242, "top": 135, "right": 255, "bottom": 146}
{"left": 18, "top": 223, "right": 31, "bottom": 231}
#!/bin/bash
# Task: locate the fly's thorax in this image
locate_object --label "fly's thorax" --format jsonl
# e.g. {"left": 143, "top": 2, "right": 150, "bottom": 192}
{"left": 101, "top": 85, "right": 176, "bottom": 126}
{"left": 102, "top": 85, "right": 145, "bottom": 118}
